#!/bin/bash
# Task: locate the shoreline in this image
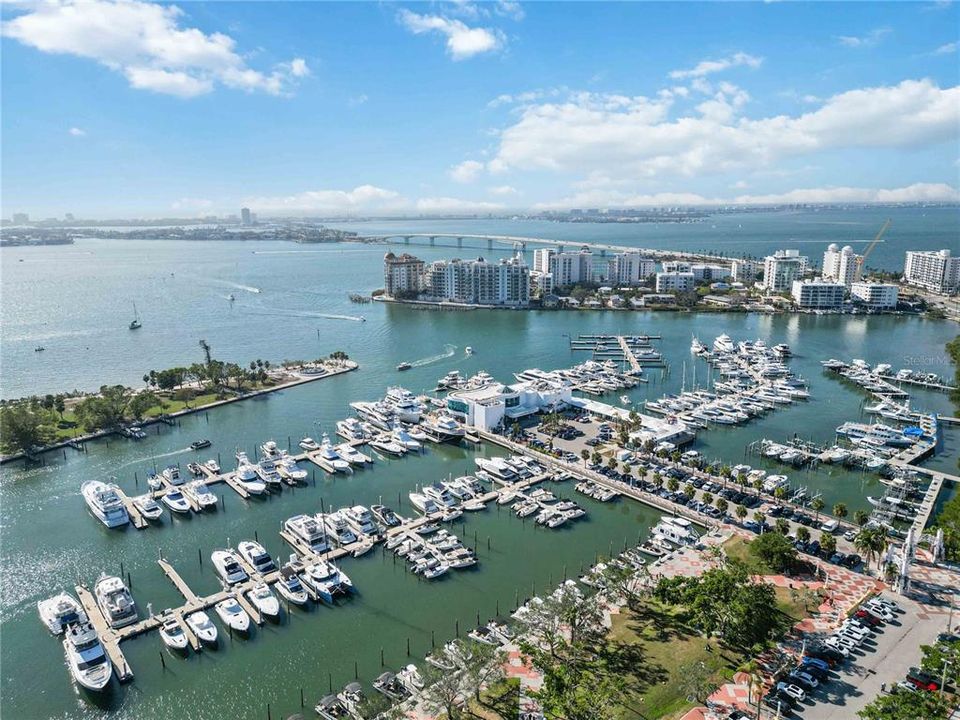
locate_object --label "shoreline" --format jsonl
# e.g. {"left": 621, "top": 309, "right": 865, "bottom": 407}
{"left": 0, "top": 360, "right": 358, "bottom": 465}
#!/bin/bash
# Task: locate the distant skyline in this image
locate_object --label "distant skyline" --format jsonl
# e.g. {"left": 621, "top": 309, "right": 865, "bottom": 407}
{"left": 2, "top": 0, "right": 959, "bottom": 218}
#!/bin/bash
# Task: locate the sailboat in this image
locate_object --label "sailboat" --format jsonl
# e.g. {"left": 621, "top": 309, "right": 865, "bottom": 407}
{"left": 129, "top": 302, "right": 142, "bottom": 330}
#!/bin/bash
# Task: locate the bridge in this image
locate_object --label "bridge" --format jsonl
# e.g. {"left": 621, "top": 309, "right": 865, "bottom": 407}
{"left": 362, "top": 233, "right": 736, "bottom": 263}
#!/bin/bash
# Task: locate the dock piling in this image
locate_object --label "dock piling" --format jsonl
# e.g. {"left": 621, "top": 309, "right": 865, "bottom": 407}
{"left": 354, "top": 661, "right": 358, "bottom": 679}
{"left": 159, "top": 651, "right": 166, "bottom": 670}
{"left": 380, "top": 647, "right": 384, "bottom": 666}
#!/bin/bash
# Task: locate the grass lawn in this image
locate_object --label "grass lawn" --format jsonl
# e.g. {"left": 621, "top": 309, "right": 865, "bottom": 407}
{"left": 722, "top": 535, "right": 774, "bottom": 575}
{"left": 463, "top": 677, "right": 522, "bottom": 719}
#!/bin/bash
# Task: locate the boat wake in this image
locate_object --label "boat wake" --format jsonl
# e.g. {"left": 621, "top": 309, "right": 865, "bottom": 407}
{"left": 204, "top": 278, "right": 261, "bottom": 294}
{"left": 115, "top": 447, "right": 192, "bottom": 471}
{"left": 410, "top": 344, "right": 457, "bottom": 368}
{"left": 241, "top": 307, "right": 365, "bottom": 322}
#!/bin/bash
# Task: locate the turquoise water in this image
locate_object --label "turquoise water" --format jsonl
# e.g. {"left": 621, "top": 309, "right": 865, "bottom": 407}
{"left": 1, "top": 208, "right": 958, "bottom": 718}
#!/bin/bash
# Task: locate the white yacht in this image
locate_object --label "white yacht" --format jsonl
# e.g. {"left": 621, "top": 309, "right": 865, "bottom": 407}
{"left": 319, "top": 434, "right": 352, "bottom": 472}
{"left": 408, "top": 492, "right": 440, "bottom": 515}
{"left": 234, "top": 452, "right": 267, "bottom": 495}
{"left": 336, "top": 443, "right": 371, "bottom": 465}
{"left": 369, "top": 435, "right": 407, "bottom": 456}
{"left": 204, "top": 459, "right": 221, "bottom": 475}
{"left": 161, "top": 488, "right": 191, "bottom": 514}
{"left": 255, "top": 459, "right": 283, "bottom": 488}
{"left": 214, "top": 598, "right": 249, "bottom": 634}
{"left": 284, "top": 514, "right": 331, "bottom": 554}
{"left": 158, "top": 614, "right": 188, "bottom": 651}
{"left": 183, "top": 480, "right": 218, "bottom": 510}
{"left": 237, "top": 540, "right": 276, "bottom": 575}
{"left": 37, "top": 592, "right": 87, "bottom": 635}
{"left": 421, "top": 413, "right": 466, "bottom": 442}
{"left": 211, "top": 549, "right": 248, "bottom": 586}
{"left": 651, "top": 517, "right": 700, "bottom": 546}
{"left": 260, "top": 440, "right": 281, "bottom": 459}
{"left": 299, "top": 436, "right": 320, "bottom": 452}
{"left": 94, "top": 574, "right": 138, "bottom": 629}
{"left": 81, "top": 480, "right": 130, "bottom": 528}
{"left": 301, "top": 560, "right": 353, "bottom": 603}
{"left": 161, "top": 465, "right": 183, "bottom": 486}
{"left": 383, "top": 387, "right": 425, "bottom": 423}
{"left": 713, "top": 334, "right": 735, "bottom": 353}
{"left": 132, "top": 494, "right": 163, "bottom": 521}
{"left": 336, "top": 418, "right": 368, "bottom": 442}
{"left": 350, "top": 400, "right": 396, "bottom": 430}
{"left": 185, "top": 610, "right": 218, "bottom": 645}
{"left": 474, "top": 457, "right": 517, "bottom": 484}
{"left": 391, "top": 421, "right": 422, "bottom": 451}
{"left": 321, "top": 511, "right": 358, "bottom": 546}
{"left": 63, "top": 621, "right": 112, "bottom": 691}
{"left": 371, "top": 504, "right": 402, "bottom": 528}
{"left": 276, "top": 560, "right": 309, "bottom": 606}
{"left": 276, "top": 455, "right": 307, "bottom": 484}
{"left": 343, "top": 505, "right": 379, "bottom": 536}
{"left": 246, "top": 583, "right": 280, "bottom": 619}
{"left": 423, "top": 483, "right": 457, "bottom": 508}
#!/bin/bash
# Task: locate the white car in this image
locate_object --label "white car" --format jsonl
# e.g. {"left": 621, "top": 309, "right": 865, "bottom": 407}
{"left": 835, "top": 628, "right": 865, "bottom": 645}
{"left": 777, "top": 682, "right": 807, "bottom": 702}
{"left": 825, "top": 636, "right": 855, "bottom": 654}
{"left": 839, "top": 622, "right": 871, "bottom": 639}
{"left": 871, "top": 596, "right": 902, "bottom": 614}
{"left": 894, "top": 680, "right": 917, "bottom": 693}
{"left": 863, "top": 602, "right": 895, "bottom": 621}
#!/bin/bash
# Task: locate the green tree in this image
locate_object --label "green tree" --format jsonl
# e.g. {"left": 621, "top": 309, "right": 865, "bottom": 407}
{"left": 855, "top": 527, "right": 888, "bottom": 568}
{"left": 683, "top": 483, "right": 696, "bottom": 500}
{"left": 820, "top": 532, "right": 837, "bottom": 556}
{"left": 832, "top": 502, "right": 848, "bottom": 523}
{"left": 857, "top": 687, "right": 949, "bottom": 720}
{"left": 667, "top": 477, "right": 679, "bottom": 493}
{"left": 702, "top": 491, "right": 714, "bottom": 506}
{"left": 53, "top": 395, "right": 66, "bottom": 420}
{"left": 0, "top": 404, "right": 57, "bottom": 453}
{"left": 749, "top": 531, "right": 798, "bottom": 572}
{"left": 580, "top": 449, "right": 590, "bottom": 466}
{"left": 796, "top": 526, "right": 811, "bottom": 544}
{"left": 775, "top": 518, "right": 790, "bottom": 535}
{"left": 127, "top": 391, "right": 159, "bottom": 421}
{"left": 854, "top": 509, "right": 870, "bottom": 528}
{"left": 919, "top": 638, "right": 959, "bottom": 686}
{"left": 73, "top": 385, "right": 131, "bottom": 430}
{"left": 460, "top": 638, "right": 506, "bottom": 703}
{"left": 811, "top": 497, "right": 825, "bottom": 523}
{"left": 735, "top": 504, "right": 747, "bottom": 522}
{"left": 716, "top": 498, "right": 729, "bottom": 517}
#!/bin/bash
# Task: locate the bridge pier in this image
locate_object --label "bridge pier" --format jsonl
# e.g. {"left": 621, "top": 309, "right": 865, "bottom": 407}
{"left": 487, "top": 238, "right": 493, "bottom": 250}
{"left": 457, "top": 237, "right": 463, "bottom": 248}
{"left": 403, "top": 236, "right": 410, "bottom": 244}
{"left": 429, "top": 236, "right": 436, "bottom": 246}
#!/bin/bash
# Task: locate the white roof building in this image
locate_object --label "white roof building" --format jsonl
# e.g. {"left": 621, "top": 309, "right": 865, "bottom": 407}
{"left": 850, "top": 282, "right": 899, "bottom": 309}
{"left": 903, "top": 249, "right": 960, "bottom": 295}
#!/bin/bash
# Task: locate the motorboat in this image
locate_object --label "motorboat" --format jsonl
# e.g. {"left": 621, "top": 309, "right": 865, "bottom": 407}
{"left": 276, "top": 560, "right": 310, "bottom": 606}
{"left": 214, "top": 598, "right": 250, "bottom": 634}
{"left": 343, "top": 505, "right": 379, "bottom": 537}
{"left": 373, "top": 671, "right": 410, "bottom": 701}
{"left": 397, "top": 663, "right": 425, "bottom": 694}
{"left": 425, "top": 642, "right": 459, "bottom": 671}
{"left": 37, "top": 592, "right": 87, "bottom": 635}
{"left": 190, "top": 439, "right": 212, "bottom": 451}
{"left": 255, "top": 459, "right": 283, "bottom": 488}
{"left": 276, "top": 455, "right": 307, "bottom": 484}
{"left": 81, "top": 480, "right": 130, "bottom": 528}
{"left": 301, "top": 560, "right": 353, "bottom": 603}
{"left": 383, "top": 386, "right": 425, "bottom": 423}
{"left": 408, "top": 492, "right": 440, "bottom": 515}
{"left": 350, "top": 400, "right": 396, "bottom": 430}
{"left": 204, "top": 459, "right": 220, "bottom": 475}
{"left": 371, "top": 504, "right": 402, "bottom": 528}
{"left": 130, "top": 494, "right": 161, "bottom": 520}
{"left": 391, "top": 421, "right": 422, "bottom": 451}
{"left": 63, "top": 622, "right": 112, "bottom": 691}
{"left": 211, "top": 549, "right": 248, "bottom": 586}
{"left": 161, "top": 488, "right": 192, "bottom": 514}
{"left": 183, "top": 480, "right": 218, "bottom": 510}
{"left": 369, "top": 435, "right": 406, "bottom": 456}
{"left": 94, "top": 574, "right": 138, "bottom": 629}
{"left": 260, "top": 440, "right": 281, "bottom": 459}
{"left": 423, "top": 483, "right": 457, "bottom": 508}
{"left": 284, "top": 514, "right": 331, "bottom": 554}
{"left": 246, "top": 583, "right": 280, "bottom": 619}
{"left": 237, "top": 540, "right": 276, "bottom": 575}
{"left": 336, "top": 417, "right": 369, "bottom": 442}
{"left": 420, "top": 412, "right": 466, "bottom": 442}
{"left": 314, "top": 694, "right": 349, "bottom": 720}
{"left": 299, "top": 436, "right": 320, "bottom": 451}
{"left": 185, "top": 610, "right": 218, "bottom": 645}
{"left": 396, "top": 362, "right": 412, "bottom": 371}
{"left": 336, "top": 443, "right": 370, "bottom": 465}
{"left": 468, "top": 623, "right": 501, "bottom": 646}
{"left": 158, "top": 614, "right": 188, "bottom": 652}
{"left": 651, "top": 517, "right": 699, "bottom": 546}
{"left": 161, "top": 466, "right": 183, "bottom": 486}
{"left": 234, "top": 452, "right": 267, "bottom": 495}
{"left": 317, "top": 434, "right": 353, "bottom": 473}
{"left": 474, "top": 457, "right": 517, "bottom": 484}
{"left": 321, "top": 511, "right": 358, "bottom": 547}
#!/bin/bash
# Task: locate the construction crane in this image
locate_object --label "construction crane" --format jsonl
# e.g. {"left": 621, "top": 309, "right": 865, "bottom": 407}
{"left": 856, "top": 218, "right": 891, "bottom": 275}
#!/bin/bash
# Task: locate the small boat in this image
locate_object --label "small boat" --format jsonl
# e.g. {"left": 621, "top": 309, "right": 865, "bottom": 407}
{"left": 397, "top": 663, "right": 425, "bottom": 694}
{"left": 299, "top": 437, "right": 320, "bottom": 451}
{"left": 246, "top": 583, "right": 280, "bottom": 619}
{"left": 37, "top": 592, "right": 87, "bottom": 635}
{"left": 161, "top": 465, "right": 183, "bottom": 486}
{"left": 373, "top": 670, "right": 409, "bottom": 701}
{"left": 63, "top": 621, "right": 112, "bottom": 691}
{"left": 158, "top": 614, "right": 188, "bottom": 651}
{"left": 133, "top": 495, "right": 164, "bottom": 521}
{"left": 81, "top": 480, "right": 129, "bottom": 528}
{"left": 211, "top": 549, "right": 248, "bottom": 586}
{"left": 190, "top": 439, "right": 211, "bottom": 450}
{"left": 425, "top": 642, "right": 460, "bottom": 671}
{"left": 204, "top": 459, "right": 220, "bottom": 474}
{"left": 94, "top": 574, "right": 138, "bottom": 629}
{"left": 183, "top": 481, "right": 218, "bottom": 510}
{"left": 276, "top": 561, "right": 310, "bottom": 606}
{"left": 620, "top": 394, "right": 630, "bottom": 404}
{"left": 185, "top": 610, "right": 218, "bottom": 645}
{"left": 147, "top": 473, "right": 164, "bottom": 492}
{"left": 34, "top": 346, "right": 45, "bottom": 352}
{"left": 214, "top": 598, "right": 250, "bottom": 634}
{"left": 276, "top": 455, "right": 307, "bottom": 484}
{"left": 228, "top": 293, "right": 235, "bottom": 302}
{"left": 161, "top": 489, "right": 192, "bottom": 514}
{"left": 314, "top": 694, "right": 349, "bottom": 720}
{"left": 397, "top": 362, "right": 412, "bottom": 371}
{"left": 465, "top": 346, "right": 474, "bottom": 355}
{"left": 369, "top": 436, "right": 406, "bottom": 457}
{"left": 129, "top": 301, "right": 142, "bottom": 330}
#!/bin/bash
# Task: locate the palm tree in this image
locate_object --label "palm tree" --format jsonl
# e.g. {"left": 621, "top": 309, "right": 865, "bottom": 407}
{"left": 716, "top": 498, "right": 728, "bottom": 516}
{"left": 702, "top": 492, "right": 714, "bottom": 506}
{"left": 753, "top": 510, "right": 766, "bottom": 529}
{"left": 855, "top": 527, "right": 888, "bottom": 569}
{"left": 735, "top": 504, "right": 747, "bottom": 523}
{"left": 854, "top": 509, "right": 869, "bottom": 528}
{"left": 775, "top": 518, "right": 790, "bottom": 535}
{"left": 580, "top": 449, "right": 589, "bottom": 467}
{"left": 796, "top": 526, "right": 811, "bottom": 544}
{"left": 652, "top": 472, "right": 663, "bottom": 490}
{"left": 811, "top": 497, "right": 825, "bottom": 523}
{"left": 774, "top": 486, "right": 787, "bottom": 505}
{"left": 752, "top": 477, "right": 764, "bottom": 496}
{"left": 832, "top": 502, "right": 848, "bottom": 523}
{"left": 667, "top": 477, "right": 679, "bottom": 493}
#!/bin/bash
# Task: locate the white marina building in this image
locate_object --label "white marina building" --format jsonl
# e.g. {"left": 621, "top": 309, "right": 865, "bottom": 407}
{"left": 903, "top": 249, "right": 960, "bottom": 295}
{"left": 850, "top": 282, "right": 899, "bottom": 310}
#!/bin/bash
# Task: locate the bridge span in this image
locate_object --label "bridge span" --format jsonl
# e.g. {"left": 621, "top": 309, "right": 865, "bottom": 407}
{"left": 362, "top": 232, "right": 736, "bottom": 263}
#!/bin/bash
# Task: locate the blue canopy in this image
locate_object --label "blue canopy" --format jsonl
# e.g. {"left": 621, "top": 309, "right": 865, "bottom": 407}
{"left": 903, "top": 426, "right": 924, "bottom": 436}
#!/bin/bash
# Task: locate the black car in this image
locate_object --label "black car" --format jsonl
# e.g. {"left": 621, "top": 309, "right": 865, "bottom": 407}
{"left": 799, "top": 664, "right": 829, "bottom": 681}
{"left": 807, "top": 645, "right": 844, "bottom": 665}
{"left": 842, "top": 553, "right": 863, "bottom": 568}
{"left": 762, "top": 693, "right": 794, "bottom": 715}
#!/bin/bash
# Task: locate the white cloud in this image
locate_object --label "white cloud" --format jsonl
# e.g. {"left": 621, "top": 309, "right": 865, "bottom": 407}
{"left": 449, "top": 159, "right": 485, "bottom": 183}
{"left": 348, "top": 93, "right": 369, "bottom": 107}
{"left": 3, "top": 0, "right": 309, "bottom": 98}
{"left": 668, "top": 52, "right": 763, "bottom": 80}
{"left": 397, "top": 9, "right": 504, "bottom": 60}
{"left": 489, "top": 80, "right": 959, "bottom": 182}
{"left": 244, "top": 185, "right": 408, "bottom": 214}
{"left": 488, "top": 185, "right": 518, "bottom": 196}
{"left": 534, "top": 183, "right": 959, "bottom": 209}
{"left": 415, "top": 196, "right": 504, "bottom": 213}
{"left": 934, "top": 41, "right": 958, "bottom": 55}
{"left": 494, "top": 1, "right": 525, "bottom": 21}
{"left": 836, "top": 28, "right": 891, "bottom": 48}
{"left": 68, "top": 126, "right": 86, "bottom": 136}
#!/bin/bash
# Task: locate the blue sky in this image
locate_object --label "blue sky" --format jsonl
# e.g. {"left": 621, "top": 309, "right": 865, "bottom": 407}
{"left": 2, "top": 0, "right": 958, "bottom": 218}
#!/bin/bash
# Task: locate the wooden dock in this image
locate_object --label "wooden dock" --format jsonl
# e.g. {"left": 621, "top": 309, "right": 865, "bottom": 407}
{"left": 158, "top": 558, "right": 199, "bottom": 604}
{"left": 616, "top": 335, "right": 643, "bottom": 374}
{"left": 114, "top": 487, "right": 148, "bottom": 530}
{"left": 74, "top": 585, "right": 135, "bottom": 682}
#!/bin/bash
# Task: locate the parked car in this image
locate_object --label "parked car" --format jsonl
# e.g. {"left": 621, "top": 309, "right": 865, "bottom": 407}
{"left": 762, "top": 693, "right": 794, "bottom": 715}
{"left": 906, "top": 668, "right": 940, "bottom": 691}
{"left": 801, "top": 656, "right": 831, "bottom": 673}
{"left": 841, "top": 553, "right": 863, "bottom": 568}
{"left": 807, "top": 645, "right": 845, "bottom": 664}
{"left": 863, "top": 601, "right": 895, "bottom": 621}
{"left": 776, "top": 682, "right": 806, "bottom": 702}
{"left": 788, "top": 670, "right": 819, "bottom": 689}
{"left": 854, "top": 610, "right": 883, "bottom": 627}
